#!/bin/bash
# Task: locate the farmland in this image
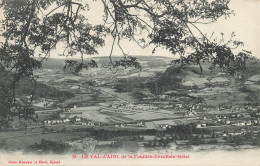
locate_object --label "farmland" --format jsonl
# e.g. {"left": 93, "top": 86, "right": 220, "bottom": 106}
{"left": 1, "top": 57, "right": 260, "bottom": 153}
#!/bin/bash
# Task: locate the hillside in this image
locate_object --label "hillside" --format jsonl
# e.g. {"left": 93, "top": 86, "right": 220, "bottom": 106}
{"left": 113, "top": 59, "right": 260, "bottom": 107}
{"left": 174, "top": 60, "right": 260, "bottom": 107}
{"left": 0, "top": 70, "right": 74, "bottom": 101}
{"left": 39, "top": 56, "right": 174, "bottom": 70}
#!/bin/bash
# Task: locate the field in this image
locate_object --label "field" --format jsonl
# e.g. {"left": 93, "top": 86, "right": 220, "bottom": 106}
{"left": 99, "top": 87, "right": 136, "bottom": 103}
{"left": 61, "top": 94, "right": 93, "bottom": 107}
{"left": 0, "top": 129, "right": 87, "bottom": 149}
{"left": 71, "top": 106, "right": 110, "bottom": 123}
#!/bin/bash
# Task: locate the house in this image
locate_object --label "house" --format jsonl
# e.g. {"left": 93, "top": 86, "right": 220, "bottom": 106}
{"left": 74, "top": 122, "right": 82, "bottom": 125}
{"left": 63, "top": 119, "right": 70, "bottom": 123}
{"left": 226, "top": 120, "right": 231, "bottom": 125}
{"left": 44, "top": 120, "right": 50, "bottom": 125}
{"left": 246, "top": 120, "right": 252, "bottom": 126}
{"left": 222, "top": 133, "right": 228, "bottom": 137}
{"left": 229, "top": 132, "right": 243, "bottom": 136}
{"left": 240, "top": 122, "right": 246, "bottom": 126}
{"left": 160, "top": 124, "right": 169, "bottom": 129}
{"left": 201, "top": 123, "right": 207, "bottom": 127}
{"left": 70, "top": 85, "right": 80, "bottom": 90}
{"left": 251, "top": 107, "right": 258, "bottom": 111}
{"left": 185, "top": 111, "right": 194, "bottom": 117}
{"left": 75, "top": 117, "right": 81, "bottom": 122}
{"left": 51, "top": 120, "right": 57, "bottom": 124}
{"left": 233, "top": 121, "right": 246, "bottom": 126}
{"left": 158, "top": 95, "right": 168, "bottom": 100}
{"left": 243, "top": 113, "right": 251, "bottom": 118}
{"left": 137, "top": 121, "right": 145, "bottom": 127}
{"left": 56, "top": 120, "right": 62, "bottom": 124}
{"left": 20, "top": 95, "right": 32, "bottom": 103}
{"left": 231, "top": 114, "right": 236, "bottom": 118}
{"left": 88, "top": 121, "right": 95, "bottom": 126}
{"left": 196, "top": 123, "right": 206, "bottom": 128}
{"left": 176, "top": 104, "right": 183, "bottom": 108}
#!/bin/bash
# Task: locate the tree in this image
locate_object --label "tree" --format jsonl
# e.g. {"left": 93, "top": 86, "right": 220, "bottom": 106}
{"left": 0, "top": 0, "right": 256, "bottom": 126}
{"left": 92, "top": 91, "right": 100, "bottom": 101}
{"left": 27, "top": 139, "right": 70, "bottom": 154}
{"left": 131, "top": 89, "right": 146, "bottom": 101}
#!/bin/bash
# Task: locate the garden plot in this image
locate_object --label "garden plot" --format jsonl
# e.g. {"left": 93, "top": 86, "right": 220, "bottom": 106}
{"left": 144, "top": 109, "right": 174, "bottom": 115}
{"left": 152, "top": 120, "right": 178, "bottom": 127}
{"left": 108, "top": 116, "right": 134, "bottom": 123}
{"left": 145, "top": 122, "right": 157, "bottom": 129}
{"left": 81, "top": 110, "right": 110, "bottom": 123}
{"left": 125, "top": 112, "right": 170, "bottom": 121}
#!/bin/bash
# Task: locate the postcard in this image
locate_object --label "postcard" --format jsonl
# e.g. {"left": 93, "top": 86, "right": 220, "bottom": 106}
{"left": 0, "top": 0, "right": 259, "bottom": 165}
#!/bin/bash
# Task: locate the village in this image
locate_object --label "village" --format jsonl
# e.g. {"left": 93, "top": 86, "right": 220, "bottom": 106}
{"left": 26, "top": 96, "right": 260, "bottom": 150}
{"left": 2, "top": 56, "right": 260, "bottom": 152}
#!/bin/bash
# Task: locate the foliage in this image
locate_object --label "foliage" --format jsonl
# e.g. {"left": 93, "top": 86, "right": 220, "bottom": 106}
{"left": 27, "top": 139, "right": 70, "bottom": 154}
{"left": 239, "top": 86, "right": 260, "bottom": 106}
{"left": 114, "top": 77, "right": 144, "bottom": 93}
{"left": 114, "top": 65, "right": 184, "bottom": 98}
{"left": 166, "top": 123, "right": 198, "bottom": 140}
{"left": 0, "top": 70, "right": 74, "bottom": 126}
{"left": 189, "top": 135, "right": 205, "bottom": 145}
{"left": 0, "top": 0, "right": 256, "bottom": 125}
{"left": 63, "top": 59, "right": 98, "bottom": 74}
{"left": 131, "top": 89, "right": 147, "bottom": 101}
{"left": 145, "top": 66, "right": 184, "bottom": 95}
{"left": 0, "top": 88, "right": 13, "bottom": 127}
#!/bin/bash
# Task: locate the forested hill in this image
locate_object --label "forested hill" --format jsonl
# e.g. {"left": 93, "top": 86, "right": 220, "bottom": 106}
{"left": 114, "top": 59, "right": 260, "bottom": 106}
{"left": 38, "top": 56, "right": 175, "bottom": 70}
{"left": 0, "top": 70, "right": 74, "bottom": 101}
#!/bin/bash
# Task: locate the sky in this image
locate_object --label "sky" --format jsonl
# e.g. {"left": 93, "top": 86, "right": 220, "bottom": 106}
{"left": 0, "top": 0, "right": 259, "bottom": 59}
{"left": 54, "top": 0, "right": 260, "bottom": 59}
{"left": 196, "top": 0, "right": 260, "bottom": 58}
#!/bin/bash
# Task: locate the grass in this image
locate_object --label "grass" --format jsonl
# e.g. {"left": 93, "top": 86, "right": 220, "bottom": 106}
{"left": 0, "top": 129, "right": 87, "bottom": 150}
{"left": 61, "top": 93, "right": 93, "bottom": 107}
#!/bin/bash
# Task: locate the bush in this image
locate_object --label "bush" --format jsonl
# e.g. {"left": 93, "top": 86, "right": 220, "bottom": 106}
{"left": 26, "top": 139, "right": 70, "bottom": 154}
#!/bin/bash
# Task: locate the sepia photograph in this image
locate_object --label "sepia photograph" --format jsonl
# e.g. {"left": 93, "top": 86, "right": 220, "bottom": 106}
{"left": 0, "top": 0, "right": 259, "bottom": 165}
